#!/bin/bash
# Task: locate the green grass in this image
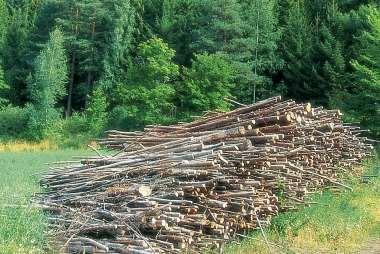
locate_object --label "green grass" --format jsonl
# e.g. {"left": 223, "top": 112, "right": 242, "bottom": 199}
{"left": 0, "top": 150, "right": 88, "bottom": 254}
{"left": 226, "top": 154, "right": 380, "bottom": 254}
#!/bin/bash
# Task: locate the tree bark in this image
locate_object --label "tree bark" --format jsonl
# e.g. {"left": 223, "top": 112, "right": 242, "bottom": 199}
{"left": 66, "top": 7, "right": 79, "bottom": 118}
{"left": 66, "top": 52, "right": 75, "bottom": 118}
{"left": 85, "top": 19, "right": 96, "bottom": 108}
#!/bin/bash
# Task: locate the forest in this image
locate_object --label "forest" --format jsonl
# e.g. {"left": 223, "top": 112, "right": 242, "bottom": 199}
{"left": 0, "top": 0, "right": 379, "bottom": 146}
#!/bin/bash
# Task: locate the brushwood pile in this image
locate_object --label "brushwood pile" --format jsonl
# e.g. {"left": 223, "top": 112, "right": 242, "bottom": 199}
{"left": 38, "top": 96, "right": 374, "bottom": 254}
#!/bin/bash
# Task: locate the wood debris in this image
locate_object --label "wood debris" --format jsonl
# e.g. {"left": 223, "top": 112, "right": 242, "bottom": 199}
{"left": 37, "top": 96, "right": 374, "bottom": 253}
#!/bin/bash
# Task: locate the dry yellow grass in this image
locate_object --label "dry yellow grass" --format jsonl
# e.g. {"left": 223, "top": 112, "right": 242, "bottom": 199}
{"left": 0, "top": 140, "right": 58, "bottom": 152}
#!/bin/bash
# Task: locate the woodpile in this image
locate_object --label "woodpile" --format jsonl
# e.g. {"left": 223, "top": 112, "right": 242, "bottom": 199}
{"left": 38, "top": 96, "right": 374, "bottom": 254}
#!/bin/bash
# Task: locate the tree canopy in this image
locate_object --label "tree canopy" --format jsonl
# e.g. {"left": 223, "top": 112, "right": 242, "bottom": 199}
{"left": 0, "top": 0, "right": 378, "bottom": 141}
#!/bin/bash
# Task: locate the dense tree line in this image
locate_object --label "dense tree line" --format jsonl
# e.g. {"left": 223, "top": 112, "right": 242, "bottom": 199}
{"left": 0, "top": 0, "right": 379, "bottom": 144}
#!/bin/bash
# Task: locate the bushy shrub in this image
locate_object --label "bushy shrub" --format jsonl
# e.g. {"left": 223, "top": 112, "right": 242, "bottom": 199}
{"left": 108, "top": 105, "right": 140, "bottom": 130}
{"left": 85, "top": 87, "right": 108, "bottom": 135}
{"left": 45, "top": 112, "right": 91, "bottom": 148}
{"left": 24, "top": 104, "right": 61, "bottom": 140}
{"left": 0, "top": 106, "right": 28, "bottom": 140}
{"left": 330, "top": 91, "right": 380, "bottom": 138}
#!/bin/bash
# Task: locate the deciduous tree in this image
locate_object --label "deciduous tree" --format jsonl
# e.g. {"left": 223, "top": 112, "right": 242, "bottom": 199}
{"left": 27, "top": 28, "right": 68, "bottom": 138}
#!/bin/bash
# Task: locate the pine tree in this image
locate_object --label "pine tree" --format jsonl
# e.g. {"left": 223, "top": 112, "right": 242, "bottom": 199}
{"left": 282, "top": 0, "right": 345, "bottom": 105}
{"left": 27, "top": 28, "right": 68, "bottom": 138}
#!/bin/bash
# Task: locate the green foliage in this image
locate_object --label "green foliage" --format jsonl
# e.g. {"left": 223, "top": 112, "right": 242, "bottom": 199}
{"left": 2, "top": 3, "right": 37, "bottom": 105}
{"left": 160, "top": 0, "right": 201, "bottom": 66}
{"left": 114, "top": 37, "right": 179, "bottom": 128}
{"left": 179, "top": 53, "right": 234, "bottom": 115}
{"left": 29, "top": 28, "right": 67, "bottom": 105}
{"left": 282, "top": 0, "right": 346, "bottom": 105}
{"left": 240, "top": 0, "right": 283, "bottom": 102}
{"left": 131, "top": 37, "right": 179, "bottom": 83}
{"left": 192, "top": 0, "right": 243, "bottom": 54}
{"left": 192, "top": 0, "right": 282, "bottom": 103}
{"left": 101, "top": 0, "right": 136, "bottom": 93}
{"left": 85, "top": 86, "right": 108, "bottom": 135}
{"left": 0, "top": 66, "right": 9, "bottom": 108}
{"left": 0, "top": 0, "right": 8, "bottom": 48}
{"left": 0, "top": 0, "right": 378, "bottom": 141}
{"left": 351, "top": 5, "right": 380, "bottom": 91}
{"left": 27, "top": 27, "right": 67, "bottom": 139}
{"left": 339, "top": 5, "right": 380, "bottom": 136}
{"left": 45, "top": 112, "right": 91, "bottom": 148}
{"left": 0, "top": 105, "right": 28, "bottom": 140}
{"left": 281, "top": 0, "right": 315, "bottom": 98}
{"left": 108, "top": 105, "right": 132, "bottom": 130}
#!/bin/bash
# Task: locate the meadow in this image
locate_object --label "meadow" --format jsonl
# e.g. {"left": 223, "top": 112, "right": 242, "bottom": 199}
{"left": 0, "top": 148, "right": 378, "bottom": 254}
{"left": 0, "top": 150, "right": 88, "bottom": 254}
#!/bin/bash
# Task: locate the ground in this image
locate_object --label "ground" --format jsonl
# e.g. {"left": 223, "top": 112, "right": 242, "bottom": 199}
{"left": 359, "top": 238, "right": 380, "bottom": 254}
{"left": 0, "top": 149, "right": 379, "bottom": 254}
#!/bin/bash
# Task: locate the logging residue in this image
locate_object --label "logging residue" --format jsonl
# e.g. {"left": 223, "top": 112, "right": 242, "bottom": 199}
{"left": 37, "top": 96, "right": 374, "bottom": 254}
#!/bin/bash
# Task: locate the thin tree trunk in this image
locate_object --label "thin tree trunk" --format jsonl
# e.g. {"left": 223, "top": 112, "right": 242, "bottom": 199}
{"left": 66, "top": 6, "right": 79, "bottom": 118}
{"left": 85, "top": 71, "right": 93, "bottom": 108}
{"left": 66, "top": 52, "right": 75, "bottom": 118}
{"left": 253, "top": 1, "right": 260, "bottom": 103}
{"left": 85, "top": 19, "right": 96, "bottom": 108}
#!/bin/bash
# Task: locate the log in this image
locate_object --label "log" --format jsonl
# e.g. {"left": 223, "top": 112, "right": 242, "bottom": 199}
{"left": 37, "top": 96, "right": 373, "bottom": 254}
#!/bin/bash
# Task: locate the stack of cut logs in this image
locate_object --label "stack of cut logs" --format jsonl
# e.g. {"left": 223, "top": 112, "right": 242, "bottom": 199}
{"left": 38, "top": 96, "right": 374, "bottom": 254}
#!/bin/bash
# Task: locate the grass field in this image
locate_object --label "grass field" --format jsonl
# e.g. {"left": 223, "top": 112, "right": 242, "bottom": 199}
{"left": 0, "top": 149, "right": 378, "bottom": 254}
{"left": 0, "top": 150, "right": 88, "bottom": 254}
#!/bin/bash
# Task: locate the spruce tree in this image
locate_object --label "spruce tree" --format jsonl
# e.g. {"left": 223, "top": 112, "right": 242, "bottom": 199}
{"left": 349, "top": 5, "right": 380, "bottom": 136}
{"left": 282, "top": 0, "right": 315, "bottom": 101}
{"left": 282, "top": 0, "right": 345, "bottom": 105}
